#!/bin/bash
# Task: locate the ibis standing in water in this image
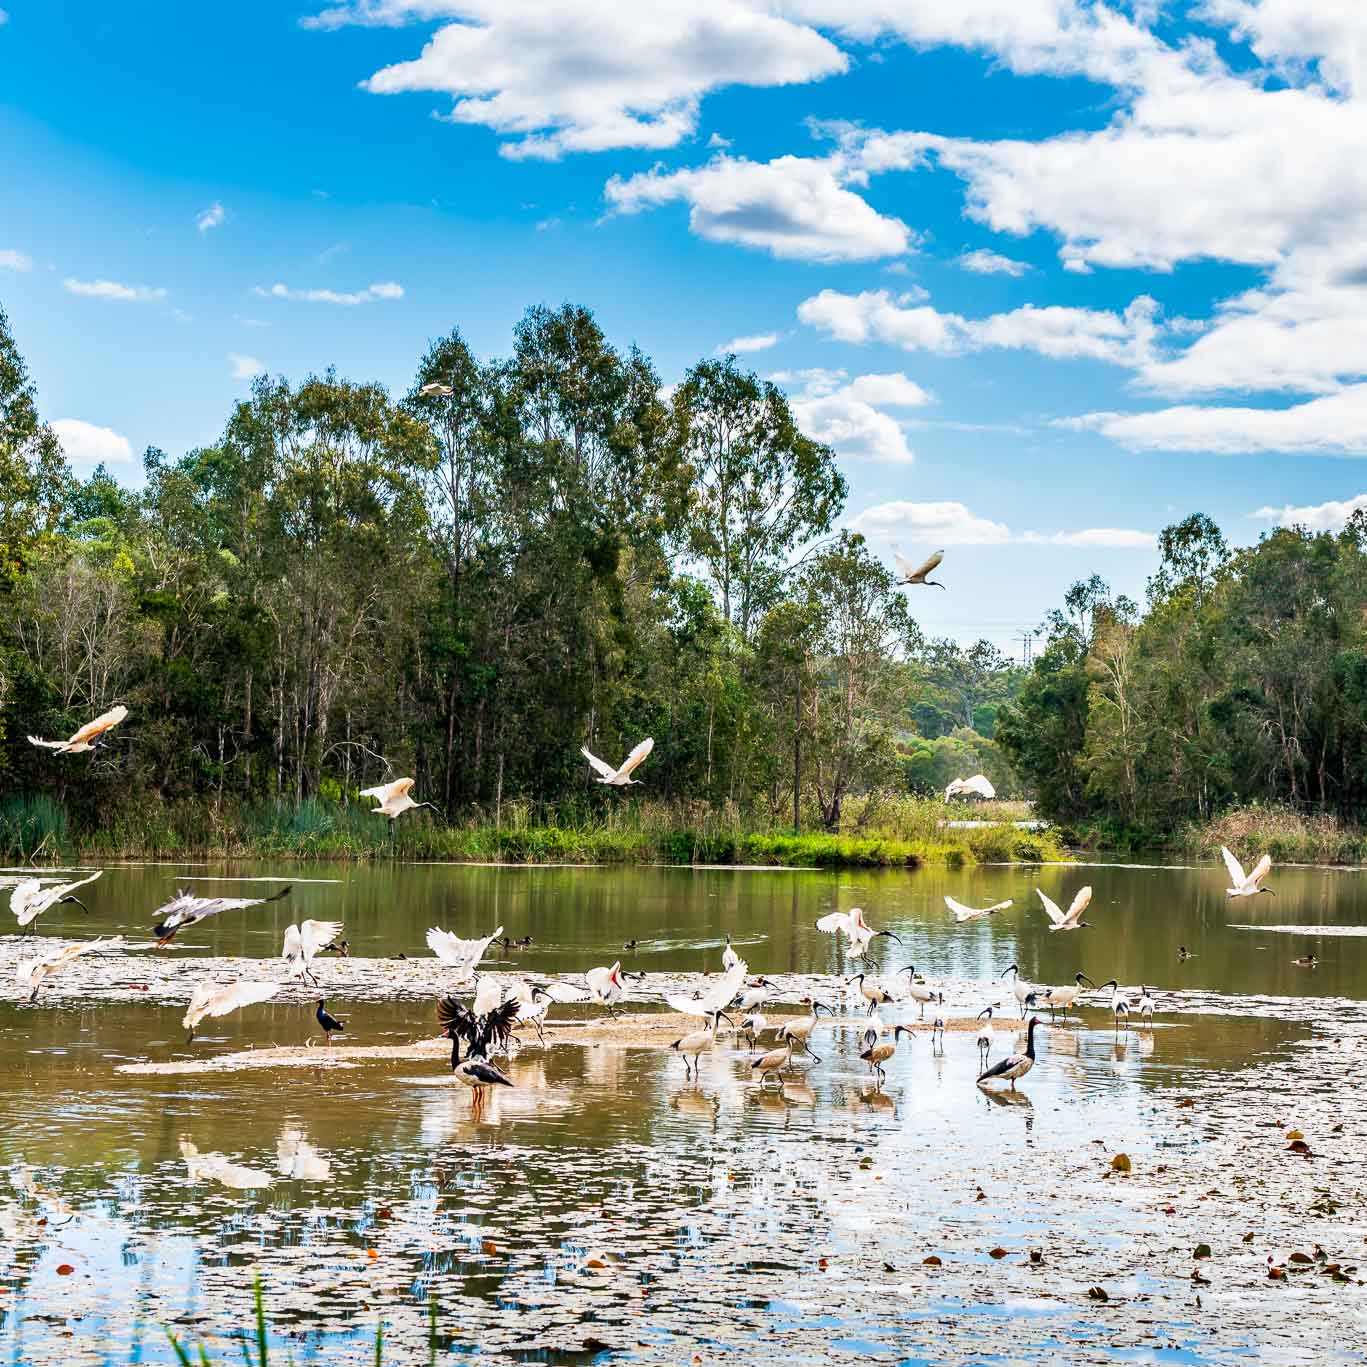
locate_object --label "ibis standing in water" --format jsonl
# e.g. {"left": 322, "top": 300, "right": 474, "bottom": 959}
{"left": 315, "top": 1000, "right": 346, "bottom": 1044}
{"left": 896, "top": 966, "right": 941, "bottom": 1019}
{"left": 585, "top": 961, "right": 627, "bottom": 1014}
{"left": 1136, "top": 985, "right": 1156, "bottom": 1021}
{"left": 751, "top": 1039, "right": 794, "bottom": 1088}
{"left": 775, "top": 998, "right": 832, "bottom": 1062}
{"left": 861, "top": 1023, "right": 913, "bottom": 1088}
{"left": 1096, "top": 980, "right": 1131, "bottom": 1029}
{"left": 670, "top": 1010, "right": 731, "bottom": 1079}
{"left": 977, "top": 1015, "right": 1042, "bottom": 1090}
{"left": 975, "top": 1007, "right": 995, "bottom": 1065}
{"left": 1000, "top": 963, "right": 1036, "bottom": 1017}
{"left": 1038, "top": 972, "right": 1096, "bottom": 1020}
{"left": 847, "top": 972, "right": 898, "bottom": 1016}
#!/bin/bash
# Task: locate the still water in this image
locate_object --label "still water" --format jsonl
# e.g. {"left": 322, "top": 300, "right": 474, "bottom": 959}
{"left": 1, "top": 858, "right": 1363, "bottom": 1365}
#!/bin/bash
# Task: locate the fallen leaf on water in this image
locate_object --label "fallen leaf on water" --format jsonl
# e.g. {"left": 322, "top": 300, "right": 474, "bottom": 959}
{"left": 988, "top": 1247, "right": 1008, "bottom": 1260}
{"left": 481, "top": 1240, "right": 498, "bottom": 1256}
{"left": 923, "top": 1256, "right": 942, "bottom": 1266}
{"left": 1111, "top": 1153, "right": 1132, "bottom": 1173}
{"left": 1287, "top": 1140, "right": 1313, "bottom": 1155}
{"left": 1029, "top": 1250, "right": 1044, "bottom": 1265}
{"left": 366, "top": 1249, "right": 378, "bottom": 1260}
{"left": 583, "top": 1338, "right": 612, "bottom": 1353}
{"left": 1087, "top": 1286, "right": 1108, "bottom": 1302}
{"left": 1268, "top": 1266, "right": 1287, "bottom": 1281}
{"left": 1193, "top": 1244, "right": 1212, "bottom": 1259}
{"left": 585, "top": 1258, "right": 607, "bottom": 1270}
{"left": 1177, "top": 1097, "right": 1195, "bottom": 1108}
{"left": 1286, "top": 1129, "right": 1304, "bottom": 1142}
{"left": 1243, "top": 1232, "right": 1255, "bottom": 1243}
{"left": 817, "top": 1257, "right": 828, "bottom": 1271}
{"left": 1289, "top": 1252, "right": 1313, "bottom": 1265}
{"left": 883, "top": 1262, "right": 896, "bottom": 1273}
{"left": 56, "top": 1265, "right": 73, "bottom": 1276}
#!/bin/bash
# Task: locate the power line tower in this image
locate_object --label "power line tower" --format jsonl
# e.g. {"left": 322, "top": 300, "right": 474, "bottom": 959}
{"left": 1014, "top": 629, "right": 1035, "bottom": 665}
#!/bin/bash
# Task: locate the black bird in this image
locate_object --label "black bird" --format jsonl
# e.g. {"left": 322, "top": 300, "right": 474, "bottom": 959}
{"left": 316, "top": 999, "right": 346, "bottom": 1045}
{"left": 322, "top": 939, "right": 351, "bottom": 959}
{"left": 623, "top": 939, "right": 639, "bottom": 951}
{"left": 437, "top": 995, "right": 518, "bottom": 1095}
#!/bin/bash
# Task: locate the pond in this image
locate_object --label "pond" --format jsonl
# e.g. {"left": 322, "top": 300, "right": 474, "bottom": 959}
{"left": 2, "top": 858, "right": 1364, "bottom": 1365}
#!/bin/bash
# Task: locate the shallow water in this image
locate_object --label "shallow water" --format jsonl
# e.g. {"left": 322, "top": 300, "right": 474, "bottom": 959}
{"left": 2, "top": 859, "right": 1365, "bottom": 1364}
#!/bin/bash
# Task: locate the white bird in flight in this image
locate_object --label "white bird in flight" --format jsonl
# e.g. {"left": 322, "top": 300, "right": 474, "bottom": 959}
{"left": 16, "top": 937, "right": 123, "bottom": 1003}
{"left": 27, "top": 705, "right": 128, "bottom": 755}
{"left": 282, "top": 920, "right": 345, "bottom": 984}
{"left": 815, "top": 906, "right": 902, "bottom": 957}
{"left": 1037, "top": 885, "right": 1094, "bottom": 932}
{"left": 426, "top": 925, "right": 503, "bottom": 981}
{"left": 581, "top": 737, "right": 654, "bottom": 786}
{"left": 665, "top": 956, "right": 748, "bottom": 1019}
{"left": 1221, "top": 847, "right": 1274, "bottom": 898}
{"left": 358, "top": 776, "right": 441, "bottom": 823}
{"left": 182, "top": 979, "right": 280, "bottom": 1042}
{"left": 944, "top": 894, "right": 1012, "bottom": 923}
{"left": 419, "top": 382, "right": 454, "bottom": 397}
{"left": 152, "top": 884, "right": 292, "bottom": 946}
{"left": 11, "top": 870, "right": 102, "bottom": 930}
{"left": 944, "top": 773, "right": 996, "bottom": 800}
{"left": 894, "top": 549, "right": 946, "bottom": 589}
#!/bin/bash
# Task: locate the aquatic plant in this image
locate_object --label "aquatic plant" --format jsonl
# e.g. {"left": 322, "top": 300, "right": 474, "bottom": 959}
{"left": 0, "top": 793, "right": 69, "bottom": 859}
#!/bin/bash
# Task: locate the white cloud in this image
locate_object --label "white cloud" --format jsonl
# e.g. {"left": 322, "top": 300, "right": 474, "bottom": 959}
{"left": 316, "top": 0, "right": 846, "bottom": 160}
{"left": 957, "top": 247, "right": 1029, "bottom": 276}
{"left": 715, "top": 332, "right": 778, "bottom": 355}
{"left": 606, "top": 152, "right": 912, "bottom": 262}
{"left": 1, "top": 249, "right": 31, "bottom": 271}
{"left": 1065, "top": 386, "right": 1367, "bottom": 454}
{"left": 1203, "top": 0, "right": 1367, "bottom": 98}
{"left": 63, "top": 278, "right": 167, "bottom": 303}
{"left": 798, "top": 287, "right": 1161, "bottom": 367}
{"left": 0, "top": 9, "right": 9, "bottom": 24}
{"left": 782, "top": 369, "right": 932, "bottom": 465}
{"left": 253, "top": 281, "right": 404, "bottom": 305}
{"left": 52, "top": 419, "right": 134, "bottom": 465}
{"left": 1250, "top": 493, "right": 1367, "bottom": 531}
{"left": 230, "top": 353, "right": 266, "bottom": 380}
{"left": 850, "top": 498, "right": 1154, "bottom": 549}
{"left": 196, "top": 202, "right": 226, "bottom": 233}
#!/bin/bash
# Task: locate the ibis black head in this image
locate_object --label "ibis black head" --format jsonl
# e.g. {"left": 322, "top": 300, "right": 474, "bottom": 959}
{"left": 845, "top": 974, "right": 865, "bottom": 986}
{"left": 1076, "top": 973, "right": 1095, "bottom": 987}
{"left": 1001, "top": 963, "right": 1018, "bottom": 980}
{"left": 1099, "top": 978, "right": 1118, "bottom": 990}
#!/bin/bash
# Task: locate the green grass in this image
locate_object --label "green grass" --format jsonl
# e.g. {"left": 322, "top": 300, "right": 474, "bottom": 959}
{"left": 1177, "top": 802, "right": 1367, "bottom": 865}
{"left": 10, "top": 792, "right": 1064, "bottom": 867}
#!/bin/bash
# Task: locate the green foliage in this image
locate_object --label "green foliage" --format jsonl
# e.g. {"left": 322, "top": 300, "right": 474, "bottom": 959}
{"left": 0, "top": 793, "right": 69, "bottom": 859}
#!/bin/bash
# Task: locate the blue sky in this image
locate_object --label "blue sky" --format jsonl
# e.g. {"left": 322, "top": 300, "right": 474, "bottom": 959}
{"left": 4, "top": 0, "right": 1367, "bottom": 653}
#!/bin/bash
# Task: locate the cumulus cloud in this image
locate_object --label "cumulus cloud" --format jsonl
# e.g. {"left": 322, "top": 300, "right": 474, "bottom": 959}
{"left": 253, "top": 281, "right": 404, "bottom": 305}
{"left": 1249, "top": 493, "right": 1367, "bottom": 531}
{"left": 715, "top": 332, "right": 779, "bottom": 355}
{"left": 1, "top": 249, "right": 31, "bottom": 271}
{"left": 63, "top": 278, "right": 167, "bottom": 303}
{"left": 312, "top": 0, "right": 846, "bottom": 160}
{"left": 850, "top": 498, "right": 1154, "bottom": 549}
{"left": 196, "top": 202, "right": 226, "bottom": 233}
{"left": 230, "top": 354, "right": 266, "bottom": 380}
{"left": 957, "top": 247, "right": 1029, "bottom": 276}
{"left": 1063, "top": 386, "right": 1367, "bottom": 455}
{"left": 798, "top": 287, "right": 1161, "bottom": 367}
{"left": 52, "top": 419, "right": 135, "bottom": 464}
{"left": 776, "top": 369, "right": 932, "bottom": 465}
{"left": 606, "top": 152, "right": 912, "bottom": 262}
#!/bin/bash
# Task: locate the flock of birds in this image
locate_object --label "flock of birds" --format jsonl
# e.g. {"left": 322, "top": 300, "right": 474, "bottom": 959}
{"left": 6, "top": 842, "right": 1283, "bottom": 1103}
{"left": 12, "top": 684, "right": 1291, "bottom": 1104}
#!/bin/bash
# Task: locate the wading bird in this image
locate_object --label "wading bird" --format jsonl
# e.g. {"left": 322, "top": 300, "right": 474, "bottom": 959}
{"left": 511, "top": 980, "right": 553, "bottom": 1043}
{"left": 739, "top": 1012, "right": 767, "bottom": 1047}
{"left": 182, "top": 980, "right": 280, "bottom": 1043}
{"left": 15, "top": 937, "right": 123, "bottom": 1003}
{"left": 1037, "top": 972, "right": 1096, "bottom": 1020}
{"left": 11, "top": 870, "right": 102, "bottom": 931}
{"left": 1096, "top": 980, "right": 1130, "bottom": 1029}
{"left": 152, "top": 885, "right": 292, "bottom": 947}
{"left": 27, "top": 705, "right": 128, "bottom": 755}
{"left": 1038, "top": 885, "right": 1094, "bottom": 932}
{"left": 816, "top": 906, "right": 902, "bottom": 957}
{"left": 775, "top": 997, "right": 832, "bottom": 1062}
{"left": 282, "top": 920, "right": 345, "bottom": 984}
{"left": 1136, "top": 984, "right": 1156, "bottom": 1021}
{"left": 894, "top": 549, "right": 946, "bottom": 589}
{"left": 1000, "top": 963, "right": 1036, "bottom": 1016}
{"left": 722, "top": 934, "right": 741, "bottom": 972}
{"left": 580, "top": 737, "right": 654, "bottom": 787}
{"left": 671, "top": 1010, "right": 731, "bottom": 1079}
{"left": 316, "top": 999, "right": 346, "bottom": 1044}
{"left": 437, "top": 994, "right": 518, "bottom": 1100}
{"left": 666, "top": 957, "right": 748, "bottom": 1021}
{"left": 976, "top": 1007, "right": 995, "bottom": 1065}
{"left": 471, "top": 975, "right": 503, "bottom": 1019}
{"left": 861, "top": 1024, "right": 913, "bottom": 1088}
{"left": 848, "top": 971, "right": 899, "bottom": 1016}
{"left": 1221, "top": 846, "right": 1274, "bottom": 899}
{"left": 751, "top": 1039, "right": 794, "bottom": 1088}
{"left": 977, "top": 1015, "right": 1041, "bottom": 1090}
{"left": 944, "top": 894, "right": 1012, "bottom": 923}
{"left": 585, "top": 961, "right": 627, "bottom": 1014}
{"left": 944, "top": 774, "right": 995, "bottom": 800}
{"left": 426, "top": 924, "right": 504, "bottom": 981}
{"left": 896, "top": 966, "right": 942, "bottom": 1019}
{"left": 732, "top": 975, "right": 772, "bottom": 1015}
{"left": 276, "top": 1128, "right": 331, "bottom": 1182}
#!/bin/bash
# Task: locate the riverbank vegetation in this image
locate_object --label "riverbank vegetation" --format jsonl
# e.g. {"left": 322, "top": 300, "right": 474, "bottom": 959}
{"left": 0, "top": 300, "right": 1034, "bottom": 865}
{"left": 999, "top": 514, "right": 1367, "bottom": 860}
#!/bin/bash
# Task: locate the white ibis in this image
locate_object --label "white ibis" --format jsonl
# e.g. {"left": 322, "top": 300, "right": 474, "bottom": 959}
{"left": 1097, "top": 980, "right": 1130, "bottom": 1029}
{"left": 670, "top": 1010, "right": 731, "bottom": 1079}
{"left": 775, "top": 998, "right": 833, "bottom": 1062}
{"left": 15, "top": 936, "right": 123, "bottom": 1003}
{"left": 1037, "top": 972, "right": 1095, "bottom": 1019}
{"left": 816, "top": 907, "right": 902, "bottom": 957}
{"left": 944, "top": 773, "right": 995, "bottom": 800}
{"left": 182, "top": 980, "right": 280, "bottom": 1042}
{"left": 1136, "top": 985, "right": 1156, "bottom": 1021}
{"left": 358, "top": 776, "right": 441, "bottom": 823}
{"left": 739, "top": 1012, "right": 767, "bottom": 1046}
{"left": 585, "top": 961, "right": 627, "bottom": 1014}
{"left": 977, "top": 1015, "right": 1041, "bottom": 1090}
{"left": 733, "top": 976, "right": 772, "bottom": 1014}
{"left": 751, "top": 1039, "right": 793, "bottom": 1087}
{"left": 580, "top": 737, "right": 653, "bottom": 787}
{"left": 1221, "top": 846, "right": 1274, "bottom": 898}
{"left": 152, "top": 885, "right": 292, "bottom": 946}
{"left": 848, "top": 972, "right": 897, "bottom": 1015}
{"left": 975, "top": 1007, "right": 995, "bottom": 1064}
{"left": 895, "top": 966, "right": 941, "bottom": 1019}
{"left": 894, "top": 549, "right": 946, "bottom": 589}
{"left": 282, "top": 919, "right": 345, "bottom": 984}
{"left": 27, "top": 705, "right": 127, "bottom": 754}
{"left": 11, "top": 870, "right": 102, "bottom": 931}
{"left": 1038, "top": 885, "right": 1094, "bottom": 932}
{"left": 1000, "top": 963, "right": 1035, "bottom": 1017}
{"left": 861, "top": 1023, "right": 913, "bottom": 1088}
{"left": 722, "top": 934, "right": 741, "bottom": 972}
{"left": 426, "top": 925, "right": 503, "bottom": 981}
{"left": 944, "top": 894, "right": 1011, "bottom": 923}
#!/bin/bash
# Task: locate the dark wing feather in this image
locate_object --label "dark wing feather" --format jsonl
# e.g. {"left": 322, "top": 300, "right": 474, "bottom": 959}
{"left": 976, "top": 1053, "right": 1020, "bottom": 1083}
{"left": 463, "top": 1060, "right": 513, "bottom": 1087}
{"left": 437, "top": 995, "right": 476, "bottom": 1038}
{"left": 476, "top": 998, "right": 521, "bottom": 1056}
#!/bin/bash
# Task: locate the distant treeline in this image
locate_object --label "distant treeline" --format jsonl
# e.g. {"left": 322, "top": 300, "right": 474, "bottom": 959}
{"left": 998, "top": 514, "right": 1367, "bottom": 843}
{"left": 0, "top": 299, "right": 1028, "bottom": 840}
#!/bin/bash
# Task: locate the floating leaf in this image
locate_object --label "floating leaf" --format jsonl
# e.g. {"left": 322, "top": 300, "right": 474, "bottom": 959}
{"left": 1243, "top": 1232, "right": 1255, "bottom": 1243}
{"left": 1289, "top": 1252, "right": 1313, "bottom": 1265}
{"left": 1288, "top": 1139, "right": 1313, "bottom": 1155}
{"left": 1193, "top": 1243, "right": 1212, "bottom": 1259}
{"left": 1087, "top": 1286, "right": 1108, "bottom": 1302}
{"left": 366, "top": 1248, "right": 378, "bottom": 1260}
{"left": 1268, "top": 1266, "right": 1287, "bottom": 1281}
{"left": 1286, "top": 1129, "right": 1304, "bottom": 1142}
{"left": 481, "top": 1240, "right": 498, "bottom": 1256}
{"left": 1029, "top": 1250, "right": 1044, "bottom": 1265}
{"left": 922, "top": 1256, "right": 942, "bottom": 1266}
{"left": 1111, "top": 1153, "right": 1132, "bottom": 1173}
{"left": 988, "top": 1247, "right": 1008, "bottom": 1260}
{"left": 56, "top": 1265, "right": 74, "bottom": 1277}
{"left": 582, "top": 1338, "right": 612, "bottom": 1353}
